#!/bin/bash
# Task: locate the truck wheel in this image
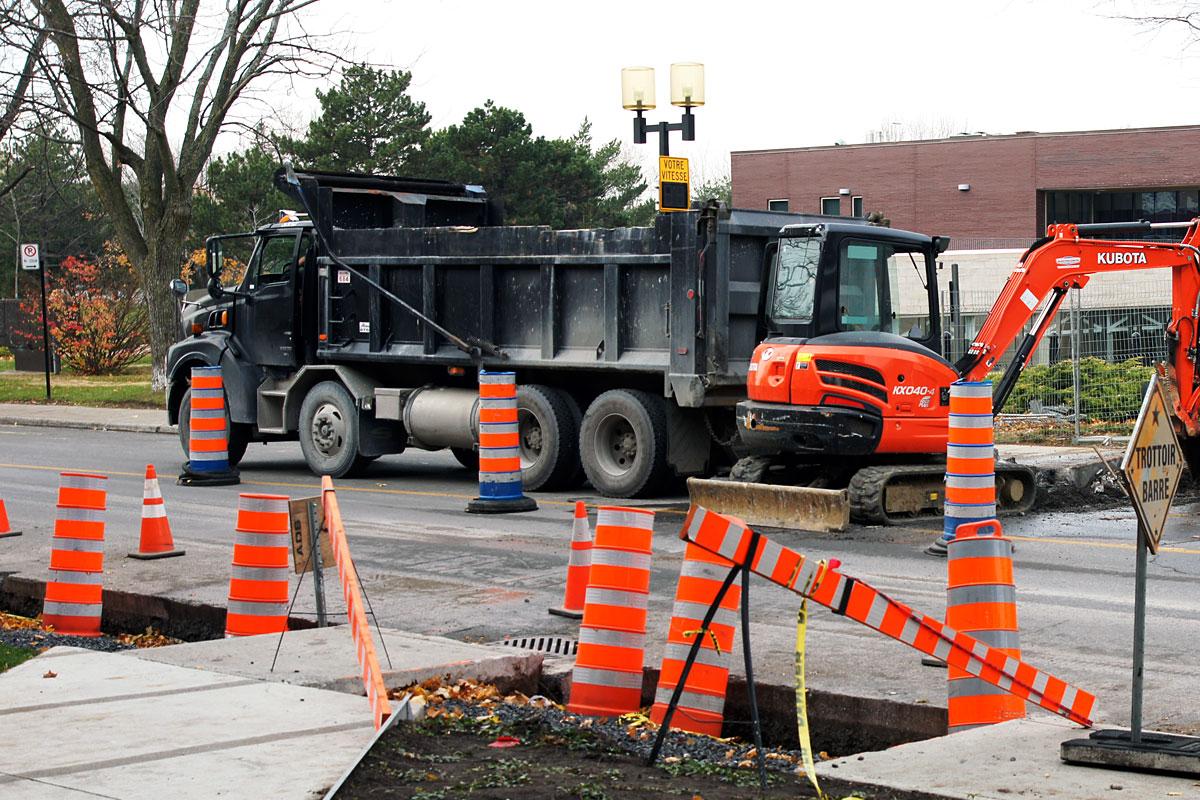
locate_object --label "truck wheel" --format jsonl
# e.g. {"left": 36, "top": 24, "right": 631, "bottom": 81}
{"left": 580, "top": 389, "right": 668, "bottom": 498}
{"left": 299, "top": 381, "right": 367, "bottom": 478}
{"left": 517, "top": 385, "right": 580, "bottom": 491}
{"left": 178, "top": 387, "right": 250, "bottom": 468}
{"left": 451, "top": 447, "right": 478, "bottom": 471}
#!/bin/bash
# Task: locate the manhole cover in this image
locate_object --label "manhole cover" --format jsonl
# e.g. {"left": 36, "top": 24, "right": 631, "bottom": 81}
{"left": 491, "top": 635, "right": 578, "bottom": 656}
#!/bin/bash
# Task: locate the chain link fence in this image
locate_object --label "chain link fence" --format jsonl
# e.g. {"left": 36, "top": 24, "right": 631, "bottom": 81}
{"left": 937, "top": 274, "right": 1168, "bottom": 442}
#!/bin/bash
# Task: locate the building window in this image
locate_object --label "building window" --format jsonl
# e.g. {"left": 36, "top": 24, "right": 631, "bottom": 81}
{"left": 821, "top": 197, "right": 840, "bottom": 215}
{"left": 768, "top": 199, "right": 789, "bottom": 212}
{"left": 851, "top": 196, "right": 864, "bottom": 217}
{"left": 1046, "top": 188, "right": 1200, "bottom": 239}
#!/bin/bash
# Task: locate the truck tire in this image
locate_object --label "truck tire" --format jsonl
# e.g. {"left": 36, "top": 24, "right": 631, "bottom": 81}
{"left": 298, "top": 381, "right": 370, "bottom": 478}
{"left": 451, "top": 447, "right": 478, "bottom": 471}
{"left": 517, "top": 385, "right": 580, "bottom": 491}
{"left": 579, "top": 389, "right": 668, "bottom": 497}
{"left": 178, "top": 387, "right": 250, "bottom": 468}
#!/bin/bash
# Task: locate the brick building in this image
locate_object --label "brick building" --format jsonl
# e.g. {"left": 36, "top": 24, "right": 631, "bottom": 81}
{"left": 731, "top": 125, "right": 1200, "bottom": 248}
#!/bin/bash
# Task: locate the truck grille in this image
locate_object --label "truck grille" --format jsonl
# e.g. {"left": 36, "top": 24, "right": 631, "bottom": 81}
{"left": 815, "top": 359, "right": 888, "bottom": 404}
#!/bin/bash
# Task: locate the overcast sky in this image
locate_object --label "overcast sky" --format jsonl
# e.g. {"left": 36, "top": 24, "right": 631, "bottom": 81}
{"left": 257, "top": 0, "right": 1200, "bottom": 184}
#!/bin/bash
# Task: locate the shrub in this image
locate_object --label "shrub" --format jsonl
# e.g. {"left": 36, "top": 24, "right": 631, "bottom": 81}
{"left": 993, "top": 356, "right": 1154, "bottom": 421}
{"left": 17, "top": 242, "right": 148, "bottom": 375}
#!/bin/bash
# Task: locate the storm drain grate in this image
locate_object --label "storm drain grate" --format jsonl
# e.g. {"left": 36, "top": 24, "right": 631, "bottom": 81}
{"left": 492, "top": 635, "right": 578, "bottom": 656}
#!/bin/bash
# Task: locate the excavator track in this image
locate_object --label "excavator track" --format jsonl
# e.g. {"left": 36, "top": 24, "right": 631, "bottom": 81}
{"left": 847, "top": 462, "right": 1038, "bottom": 526}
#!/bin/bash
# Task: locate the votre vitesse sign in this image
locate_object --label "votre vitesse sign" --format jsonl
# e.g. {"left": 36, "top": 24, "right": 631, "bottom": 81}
{"left": 1120, "top": 374, "right": 1183, "bottom": 553}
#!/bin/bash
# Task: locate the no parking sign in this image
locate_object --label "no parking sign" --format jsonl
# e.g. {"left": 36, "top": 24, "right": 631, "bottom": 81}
{"left": 20, "top": 243, "right": 39, "bottom": 270}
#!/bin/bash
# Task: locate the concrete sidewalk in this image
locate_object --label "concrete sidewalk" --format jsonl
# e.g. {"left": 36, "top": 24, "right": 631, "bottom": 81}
{"left": 0, "top": 647, "right": 375, "bottom": 799}
{"left": 818, "top": 716, "right": 1200, "bottom": 799}
{"left": 0, "top": 402, "right": 172, "bottom": 434}
{"left": 126, "top": 624, "right": 544, "bottom": 695}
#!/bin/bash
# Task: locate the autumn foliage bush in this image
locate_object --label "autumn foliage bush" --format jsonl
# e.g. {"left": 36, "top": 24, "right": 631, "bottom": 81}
{"left": 18, "top": 242, "right": 148, "bottom": 375}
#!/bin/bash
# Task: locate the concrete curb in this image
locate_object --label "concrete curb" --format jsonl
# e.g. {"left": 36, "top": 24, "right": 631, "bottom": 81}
{"left": 0, "top": 416, "right": 175, "bottom": 435}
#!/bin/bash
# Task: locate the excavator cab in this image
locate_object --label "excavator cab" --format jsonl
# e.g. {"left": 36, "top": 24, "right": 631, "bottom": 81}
{"left": 742, "top": 222, "right": 953, "bottom": 459}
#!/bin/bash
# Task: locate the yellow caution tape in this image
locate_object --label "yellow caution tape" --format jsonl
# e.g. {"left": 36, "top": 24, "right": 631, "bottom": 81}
{"left": 795, "top": 598, "right": 826, "bottom": 799}
{"left": 796, "top": 593, "right": 866, "bottom": 800}
{"left": 682, "top": 626, "right": 722, "bottom": 655}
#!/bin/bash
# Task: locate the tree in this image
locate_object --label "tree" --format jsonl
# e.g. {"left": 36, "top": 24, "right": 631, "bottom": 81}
{"left": 16, "top": 242, "right": 147, "bottom": 374}
{"left": 864, "top": 117, "right": 970, "bottom": 143}
{"left": 413, "top": 103, "right": 653, "bottom": 228}
{"left": 283, "top": 64, "right": 431, "bottom": 174}
{"left": 190, "top": 141, "right": 291, "bottom": 249}
{"left": 692, "top": 172, "right": 732, "bottom": 206}
{"left": 1, "top": 1, "right": 339, "bottom": 387}
{"left": 0, "top": 127, "right": 109, "bottom": 297}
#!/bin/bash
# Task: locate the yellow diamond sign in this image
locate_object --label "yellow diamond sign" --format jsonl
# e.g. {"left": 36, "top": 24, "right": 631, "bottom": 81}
{"left": 1120, "top": 374, "right": 1183, "bottom": 553}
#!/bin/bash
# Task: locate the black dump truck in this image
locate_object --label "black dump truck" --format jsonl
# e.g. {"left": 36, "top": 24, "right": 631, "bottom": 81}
{"left": 166, "top": 169, "right": 816, "bottom": 497}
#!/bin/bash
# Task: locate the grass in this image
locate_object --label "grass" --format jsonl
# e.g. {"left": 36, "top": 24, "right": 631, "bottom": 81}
{"left": 0, "top": 642, "right": 37, "bottom": 673}
{"left": 0, "top": 355, "right": 162, "bottom": 408}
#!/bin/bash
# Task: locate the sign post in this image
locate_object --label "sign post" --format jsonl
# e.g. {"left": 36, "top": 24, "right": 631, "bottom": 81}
{"left": 21, "top": 243, "right": 51, "bottom": 402}
{"left": 1061, "top": 373, "right": 1199, "bottom": 773}
{"left": 288, "top": 496, "right": 333, "bottom": 627}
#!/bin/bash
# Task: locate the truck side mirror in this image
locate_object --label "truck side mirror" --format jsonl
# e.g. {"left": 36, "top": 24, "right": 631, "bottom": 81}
{"left": 206, "top": 240, "right": 225, "bottom": 300}
{"left": 169, "top": 278, "right": 188, "bottom": 297}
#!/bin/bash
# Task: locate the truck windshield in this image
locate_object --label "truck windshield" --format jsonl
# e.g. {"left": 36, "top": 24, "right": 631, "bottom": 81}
{"left": 770, "top": 236, "right": 820, "bottom": 323}
{"left": 838, "top": 239, "right": 932, "bottom": 341}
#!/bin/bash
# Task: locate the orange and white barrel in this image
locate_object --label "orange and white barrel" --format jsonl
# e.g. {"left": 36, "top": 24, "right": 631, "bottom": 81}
{"left": 649, "top": 542, "right": 740, "bottom": 736}
{"left": 941, "top": 381, "right": 995, "bottom": 547}
{"left": 946, "top": 518, "right": 1024, "bottom": 731}
{"left": 225, "top": 493, "right": 291, "bottom": 637}
{"left": 568, "top": 506, "right": 655, "bottom": 717}
{"left": 466, "top": 371, "right": 536, "bottom": 513}
{"left": 188, "top": 366, "right": 231, "bottom": 474}
{"left": 43, "top": 472, "right": 108, "bottom": 636}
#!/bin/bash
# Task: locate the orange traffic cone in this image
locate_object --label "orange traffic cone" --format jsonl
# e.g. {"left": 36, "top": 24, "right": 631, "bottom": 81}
{"left": 0, "top": 499, "right": 20, "bottom": 538}
{"left": 128, "top": 465, "right": 185, "bottom": 559}
{"left": 550, "top": 501, "right": 592, "bottom": 619}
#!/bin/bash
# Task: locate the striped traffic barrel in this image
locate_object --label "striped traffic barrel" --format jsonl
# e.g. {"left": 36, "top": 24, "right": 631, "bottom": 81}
{"left": 941, "top": 380, "right": 995, "bottom": 547}
{"left": 180, "top": 366, "right": 239, "bottom": 485}
{"left": 43, "top": 472, "right": 108, "bottom": 636}
{"left": 649, "top": 542, "right": 741, "bottom": 735}
{"left": 466, "top": 371, "right": 536, "bottom": 513}
{"left": 568, "top": 506, "right": 655, "bottom": 717}
{"left": 189, "top": 366, "right": 230, "bottom": 472}
{"left": 225, "top": 494, "right": 291, "bottom": 637}
{"left": 947, "top": 518, "right": 1024, "bottom": 731}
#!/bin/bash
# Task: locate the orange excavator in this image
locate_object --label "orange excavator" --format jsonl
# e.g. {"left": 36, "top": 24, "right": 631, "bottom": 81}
{"left": 729, "top": 219, "right": 1200, "bottom": 524}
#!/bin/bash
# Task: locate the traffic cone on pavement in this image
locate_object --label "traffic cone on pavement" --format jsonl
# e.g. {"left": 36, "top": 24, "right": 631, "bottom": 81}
{"left": 128, "top": 465, "right": 185, "bottom": 559}
{"left": 549, "top": 501, "right": 592, "bottom": 619}
{"left": 0, "top": 499, "right": 21, "bottom": 538}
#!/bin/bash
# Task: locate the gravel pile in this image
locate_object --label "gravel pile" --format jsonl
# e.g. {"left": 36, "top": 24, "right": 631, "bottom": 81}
{"left": 0, "top": 628, "right": 134, "bottom": 653}
{"left": 435, "top": 695, "right": 806, "bottom": 774}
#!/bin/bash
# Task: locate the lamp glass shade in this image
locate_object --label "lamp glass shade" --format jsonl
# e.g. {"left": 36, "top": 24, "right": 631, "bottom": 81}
{"left": 670, "top": 62, "right": 705, "bottom": 107}
{"left": 621, "top": 67, "right": 656, "bottom": 110}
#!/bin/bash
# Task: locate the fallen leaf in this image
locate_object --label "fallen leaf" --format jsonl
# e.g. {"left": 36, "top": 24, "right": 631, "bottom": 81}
{"left": 487, "top": 736, "right": 521, "bottom": 749}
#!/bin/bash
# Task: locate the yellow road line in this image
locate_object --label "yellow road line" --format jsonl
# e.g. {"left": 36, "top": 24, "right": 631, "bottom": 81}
{"left": 1007, "top": 534, "right": 1200, "bottom": 555}
{"left": 0, "top": 460, "right": 689, "bottom": 515}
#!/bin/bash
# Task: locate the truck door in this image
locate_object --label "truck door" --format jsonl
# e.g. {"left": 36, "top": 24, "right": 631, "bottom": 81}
{"left": 234, "top": 231, "right": 304, "bottom": 368}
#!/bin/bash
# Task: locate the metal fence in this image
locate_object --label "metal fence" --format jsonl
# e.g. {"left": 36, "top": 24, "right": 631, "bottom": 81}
{"left": 936, "top": 279, "right": 1169, "bottom": 441}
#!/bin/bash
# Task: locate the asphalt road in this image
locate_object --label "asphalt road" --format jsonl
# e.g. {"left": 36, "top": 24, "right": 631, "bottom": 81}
{"left": 2, "top": 424, "right": 1199, "bottom": 732}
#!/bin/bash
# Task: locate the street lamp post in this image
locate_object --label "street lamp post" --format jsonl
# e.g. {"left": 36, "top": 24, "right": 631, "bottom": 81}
{"left": 621, "top": 63, "right": 704, "bottom": 156}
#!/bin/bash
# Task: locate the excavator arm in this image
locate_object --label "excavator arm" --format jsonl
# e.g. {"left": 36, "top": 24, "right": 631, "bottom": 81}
{"left": 955, "top": 221, "right": 1200, "bottom": 431}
